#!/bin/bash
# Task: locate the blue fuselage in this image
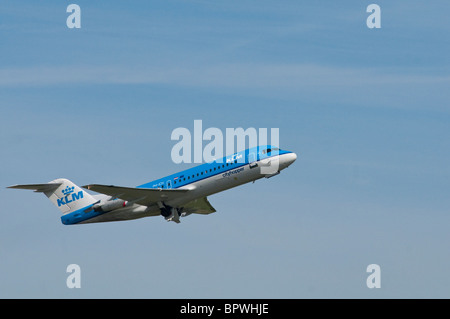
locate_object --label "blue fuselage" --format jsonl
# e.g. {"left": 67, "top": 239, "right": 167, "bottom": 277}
{"left": 137, "top": 145, "right": 291, "bottom": 190}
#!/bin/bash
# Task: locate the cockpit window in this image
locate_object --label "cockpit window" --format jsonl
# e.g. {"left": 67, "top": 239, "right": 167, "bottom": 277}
{"left": 263, "top": 147, "right": 279, "bottom": 154}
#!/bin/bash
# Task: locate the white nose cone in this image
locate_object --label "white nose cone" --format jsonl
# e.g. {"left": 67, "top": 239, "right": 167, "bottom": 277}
{"left": 289, "top": 153, "right": 297, "bottom": 164}
{"left": 278, "top": 152, "right": 297, "bottom": 171}
{"left": 286, "top": 152, "right": 297, "bottom": 165}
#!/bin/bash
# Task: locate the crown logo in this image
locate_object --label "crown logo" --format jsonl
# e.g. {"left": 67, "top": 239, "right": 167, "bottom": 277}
{"left": 62, "top": 186, "right": 75, "bottom": 196}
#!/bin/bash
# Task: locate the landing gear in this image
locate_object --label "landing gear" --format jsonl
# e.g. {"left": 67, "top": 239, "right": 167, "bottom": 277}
{"left": 158, "top": 202, "right": 181, "bottom": 223}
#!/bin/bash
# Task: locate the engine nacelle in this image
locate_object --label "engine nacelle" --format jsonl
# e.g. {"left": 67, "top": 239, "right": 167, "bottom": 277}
{"left": 93, "top": 199, "right": 126, "bottom": 213}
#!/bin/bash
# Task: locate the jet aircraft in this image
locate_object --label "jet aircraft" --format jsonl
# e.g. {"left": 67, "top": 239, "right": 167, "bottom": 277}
{"left": 8, "top": 146, "right": 297, "bottom": 224}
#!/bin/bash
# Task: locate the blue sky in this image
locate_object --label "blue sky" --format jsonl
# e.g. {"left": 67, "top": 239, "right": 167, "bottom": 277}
{"left": 1, "top": 1, "right": 450, "bottom": 298}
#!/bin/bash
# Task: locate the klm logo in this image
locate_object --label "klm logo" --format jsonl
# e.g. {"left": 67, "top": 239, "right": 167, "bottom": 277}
{"left": 58, "top": 186, "right": 83, "bottom": 206}
{"left": 226, "top": 154, "right": 243, "bottom": 163}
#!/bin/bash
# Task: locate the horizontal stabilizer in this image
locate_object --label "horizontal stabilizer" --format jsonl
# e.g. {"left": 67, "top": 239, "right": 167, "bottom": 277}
{"left": 83, "top": 184, "right": 189, "bottom": 206}
{"left": 7, "top": 183, "right": 62, "bottom": 193}
{"left": 7, "top": 178, "right": 98, "bottom": 217}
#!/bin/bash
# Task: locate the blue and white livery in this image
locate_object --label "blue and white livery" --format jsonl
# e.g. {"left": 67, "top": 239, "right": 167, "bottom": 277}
{"left": 8, "top": 145, "right": 297, "bottom": 225}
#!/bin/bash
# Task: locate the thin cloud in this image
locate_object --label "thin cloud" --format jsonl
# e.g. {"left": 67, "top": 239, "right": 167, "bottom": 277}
{"left": 1, "top": 63, "right": 449, "bottom": 112}
{"left": 1, "top": 63, "right": 448, "bottom": 87}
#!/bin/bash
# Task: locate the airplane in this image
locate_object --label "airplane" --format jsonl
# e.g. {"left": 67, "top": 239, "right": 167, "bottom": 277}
{"left": 7, "top": 145, "right": 297, "bottom": 225}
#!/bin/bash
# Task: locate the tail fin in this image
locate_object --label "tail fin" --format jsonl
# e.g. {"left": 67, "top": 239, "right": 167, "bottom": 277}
{"left": 8, "top": 178, "right": 97, "bottom": 215}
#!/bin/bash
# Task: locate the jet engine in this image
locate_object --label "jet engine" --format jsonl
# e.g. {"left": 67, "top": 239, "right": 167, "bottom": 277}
{"left": 93, "top": 199, "right": 127, "bottom": 213}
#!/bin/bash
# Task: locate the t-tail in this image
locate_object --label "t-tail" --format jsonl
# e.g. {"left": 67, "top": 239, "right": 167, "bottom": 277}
{"left": 7, "top": 178, "right": 98, "bottom": 223}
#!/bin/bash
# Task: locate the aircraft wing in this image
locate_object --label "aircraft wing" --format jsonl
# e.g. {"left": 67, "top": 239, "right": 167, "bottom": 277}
{"left": 82, "top": 184, "right": 189, "bottom": 206}
{"left": 182, "top": 197, "right": 216, "bottom": 215}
